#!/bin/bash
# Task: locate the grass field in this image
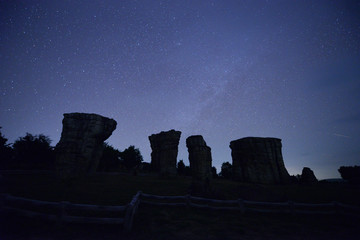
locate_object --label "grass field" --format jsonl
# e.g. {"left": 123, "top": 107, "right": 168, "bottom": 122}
{"left": 1, "top": 172, "right": 359, "bottom": 239}
{"left": 1, "top": 172, "right": 360, "bottom": 205}
{"left": 1, "top": 201, "right": 359, "bottom": 240}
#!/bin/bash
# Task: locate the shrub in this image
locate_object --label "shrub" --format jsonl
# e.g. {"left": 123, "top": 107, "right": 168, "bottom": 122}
{"left": 338, "top": 166, "right": 360, "bottom": 183}
{"left": 12, "top": 133, "right": 54, "bottom": 170}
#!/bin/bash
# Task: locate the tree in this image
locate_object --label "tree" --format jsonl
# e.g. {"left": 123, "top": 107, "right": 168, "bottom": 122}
{"left": 289, "top": 174, "right": 301, "bottom": 184}
{"left": 0, "top": 127, "right": 13, "bottom": 169}
{"left": 338, "top": 166, "right": 360, "bottom": 183}
{"left": 139, "top": 162, "right": 151, "bottom": 172}
{"left": 120, "top": 145, "right": 143, "bottom": 170}
{"left": 220, "top": 162, "right": 232, "bottom": 179}
{"left": 0, "top": 127, "right": 9, "bottom": 148}
{"left": 177, "top": 160, "right": 186, "bottom": 175}
{"left": 211, "top": 166, "right": 218, "bottom": 178}
{"left": 12, "top": 133, "right": 54, "bottom": 170}
{"left": 97, "top": 143, "right": 122, "bottom": 172}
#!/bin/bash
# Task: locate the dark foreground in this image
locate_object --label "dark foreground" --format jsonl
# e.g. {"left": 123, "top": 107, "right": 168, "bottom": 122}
{"left": 1, "top": 204, "right": 359, "bottom": 240}
{"left": 1, "top": 172, "right": 360, "bottom": 239}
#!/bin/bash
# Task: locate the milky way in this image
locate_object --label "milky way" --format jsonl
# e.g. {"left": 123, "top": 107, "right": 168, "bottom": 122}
{"left": 1, "top": 0, "right": 360, "bottom": 179}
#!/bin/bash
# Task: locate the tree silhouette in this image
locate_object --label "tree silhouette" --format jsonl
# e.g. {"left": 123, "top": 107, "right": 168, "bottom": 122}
{"left": 220, "top": 162, "right": 232, "bottom": 179}
{"left": 0, "top": 127, "right": 13, "bottom": 169}
{"left": 97, "top": 143, "right": 122, "bottom": 172}
{"left": 177, "top": 160, "right": 186, "bottom": 175}
{"left": 120, "top": 145, "right": 143, "bottom": 170}
{"left": 12, "top": 133, "right": 54, "bottom": 170}
{"left": 211, "top": 166, "right": 218, "bottom": 178}
{"left": 0, "top": 127, "right": 9, "bottom": 148}
{"left": 338, "top": 166, "right": 360, "bottom": 183}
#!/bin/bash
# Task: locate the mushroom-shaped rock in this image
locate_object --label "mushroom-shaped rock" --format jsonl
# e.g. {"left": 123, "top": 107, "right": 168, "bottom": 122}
{"left": 230, "top": 137, "right": 290, "bottom": 184}
{"left": 55, "top": 113, "right": 117, "bottom": 180}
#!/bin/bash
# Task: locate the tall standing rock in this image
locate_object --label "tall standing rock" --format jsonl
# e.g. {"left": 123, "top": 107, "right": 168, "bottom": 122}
{"left": 186, "top": 135, "right": 213, "bottom": 192}
{"left": 148, "top": 129, "right": 181, "bottom": 177}
{"left": 55, "top": 113, "right": 117, "bottom": 180}
{"left": 230, "top": 137, "right": 290, "bottom": 184}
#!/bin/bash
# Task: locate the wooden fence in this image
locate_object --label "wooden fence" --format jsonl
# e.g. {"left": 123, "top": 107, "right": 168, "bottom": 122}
{"left": 0, "top": 192, "right": 141, "bottom": 231}
{"left": 1, "top": 191, "right": 359, "bottom": 233}
{"left": 139, "top": 193, "right": 360, "bottom": 217}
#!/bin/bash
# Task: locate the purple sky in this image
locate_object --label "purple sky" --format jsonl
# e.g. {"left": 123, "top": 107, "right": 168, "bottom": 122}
{"left": 1, "top": 0, "right": 360, "bottom": 179}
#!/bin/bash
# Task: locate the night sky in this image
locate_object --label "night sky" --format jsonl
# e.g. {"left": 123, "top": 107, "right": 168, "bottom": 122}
{"left": 1, "top": 0, "right": 360, "bottom": 179}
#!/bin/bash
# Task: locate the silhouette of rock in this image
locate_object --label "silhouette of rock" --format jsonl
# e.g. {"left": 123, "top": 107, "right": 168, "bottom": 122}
{"left": 230, "top": 137, "right": 290, "bottom": 184}
{"left": 55, "top": 113, "right": 117, "bottom": 180}
{"left": 149, "top": 129, "right": 181, "bottom": 177}
{"left": 300, "top": 167, "right": 318, "bottom": 183}
{"left": 186, "top": 135, "right": 212, "bottom": 192}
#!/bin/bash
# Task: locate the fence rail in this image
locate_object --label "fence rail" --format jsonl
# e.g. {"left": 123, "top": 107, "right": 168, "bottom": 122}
{"left": 0, "top": 192, "right": 141, "bottom": 230}
{"left": 139, "top": 193, "right": 360, "bottom": 217}
{"left": 1, "top": 191, "right": 359, "bottom": 232}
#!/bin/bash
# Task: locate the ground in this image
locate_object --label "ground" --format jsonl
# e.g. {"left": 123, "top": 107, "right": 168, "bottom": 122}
{"left": 0, "top": 172, "right": 359, "bottom": 239}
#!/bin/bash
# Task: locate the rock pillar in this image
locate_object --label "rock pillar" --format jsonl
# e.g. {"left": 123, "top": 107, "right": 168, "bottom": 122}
{"left": 230, "top": 137, "right": 290, "bottom": 184}
{"left": 186, "top": 135, "right": 213, "bottom": 193}
{"left": 148, "top": 129, "right": 181, "bottom": 177}
{"left": 55, "top": 113, "right": 117, "bottom": 180}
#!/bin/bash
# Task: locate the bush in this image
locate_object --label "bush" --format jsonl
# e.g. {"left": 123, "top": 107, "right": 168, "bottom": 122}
{"left": 177, "top": 160, "right": 186, "bottom": 175}
{"left": 212, "top": 166, "right": 218, "bottom": 178}
{"left": 338, "top": 166, "right": 360, "bottom": 183}
{"left": 12, "top": 133, "right": 54, "bottom": 170}
{"left": 120, "top": 145, "right": 143, "bottom": 170}
{"left": 220, "top": 162, "right": 232, "bottom": 179}
{"left": 97, "top": 143, "right": 122, "bottom": 172}
{"left": 0, "top": 127, "right": 13, "bottom": 169}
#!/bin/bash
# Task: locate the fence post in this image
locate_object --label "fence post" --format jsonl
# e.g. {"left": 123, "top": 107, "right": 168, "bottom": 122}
{"left": 135, "top": 191, "right": 142, "bottom": 212}
{"left": 288, "top": 201, "right": 294, "bottom": 215}
{"left": 237, "top": 199, "right": 245, "bottom": 214}
{"left": 124, "top": 203, "right": 134, "bottom": 232}
{"left": 124, "top": 191, "right": 141, "bottom": 232}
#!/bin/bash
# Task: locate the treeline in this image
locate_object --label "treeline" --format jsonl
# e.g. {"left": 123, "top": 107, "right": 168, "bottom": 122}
{"left": 97, "top": 143, "right": 144, "bottom": 172}
{"left": 1, "top": 127, "right": 359, "bottom": 183}
{"left": 0, "top": 129, "right": 54, "bottom": 170}
{"left": 0, "top": 127, "right": 144, "bottom": 172}
{"left": 338, "top": 166, "right": 360, "bottom": 184}
{"left": 0, "top": 127, "right": 218, "bottom": 177}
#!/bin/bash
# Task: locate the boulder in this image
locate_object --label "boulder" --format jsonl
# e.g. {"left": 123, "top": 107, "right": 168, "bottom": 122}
{"left": 230, "top": 137, "right": 290, "bottom": 184}
{"left": 186, "top": 135, "right": 212, "bottom": 192}
{"left": 55, "top": 113, "right": 117, "bottom": 180}
{"left": 148, "top": 129, "right": 181, "bottom": 177}
{"left": 300, "top": 167, "right": 318, "bottom": 183}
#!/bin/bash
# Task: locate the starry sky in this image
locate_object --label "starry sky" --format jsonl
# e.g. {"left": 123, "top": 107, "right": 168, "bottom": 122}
{"left": 1, "top": 0, "right": 360, "bottom": 179}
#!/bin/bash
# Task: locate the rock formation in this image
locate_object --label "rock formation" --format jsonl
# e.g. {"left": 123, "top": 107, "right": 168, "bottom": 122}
{"left": 300, "top": 167, "right": 318, "bottom": 183}
{"left": 148, "top": 129, "right": 181, "bottom": 177}
{"left": 230, "top": 137, "right": 290, "bottom": 184}
{"left": 186, "top": 135, "right": 212, "bottom": 192}
{"left": 55, "top": 113, "right": 117, "bottom": 180}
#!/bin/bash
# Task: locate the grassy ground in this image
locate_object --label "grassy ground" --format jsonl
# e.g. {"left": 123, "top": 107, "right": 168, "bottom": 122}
{"left": 132, "top": 204, "right": 360, "bottom": 240}
{"left": 1, "top": 172, "right": 360, "bottom": 239}
{"left": 1, "top": 172, "right": 359, "bottom": 205}
{"left": 0, "top": 173, "right": 192, "bottom": 205}
{"left": 1, "top": 203, "right": 359, "bottom": 240}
